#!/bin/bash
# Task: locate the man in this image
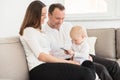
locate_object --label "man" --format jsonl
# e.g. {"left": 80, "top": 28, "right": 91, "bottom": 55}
{"left": 42, "top": 3, "right": 120, "bottom": 80}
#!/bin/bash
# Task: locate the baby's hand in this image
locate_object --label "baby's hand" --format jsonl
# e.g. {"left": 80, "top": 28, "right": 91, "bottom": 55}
{"left": 61, "top": 48, "right": 74, "bottom": 55}
{"left": 66, "top": 50, "right": 74, "bottom": 55}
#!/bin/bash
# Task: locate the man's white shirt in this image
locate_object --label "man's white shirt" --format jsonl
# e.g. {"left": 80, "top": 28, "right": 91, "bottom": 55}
{"left": 42, "top": 22, "right": 73, "bottom": 59}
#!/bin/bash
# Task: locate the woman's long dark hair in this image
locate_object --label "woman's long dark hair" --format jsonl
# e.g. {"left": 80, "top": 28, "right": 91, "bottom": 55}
{"left": 19, "top": 0, "right": 46, "bottom": 35}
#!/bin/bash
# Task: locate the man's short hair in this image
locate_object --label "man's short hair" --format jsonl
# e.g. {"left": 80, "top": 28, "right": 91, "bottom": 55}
{"left": 48, "top": 3, "right": 65, "bottom": 14}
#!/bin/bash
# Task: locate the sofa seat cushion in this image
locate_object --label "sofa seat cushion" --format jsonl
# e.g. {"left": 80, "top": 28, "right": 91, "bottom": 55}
{"left": 117, "top": 59, "right": 120, "bottom": 66}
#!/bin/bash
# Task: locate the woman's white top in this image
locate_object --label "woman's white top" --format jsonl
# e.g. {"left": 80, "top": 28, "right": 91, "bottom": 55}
{"left": 20, "top": 27, "right": 51, "bottom": 70}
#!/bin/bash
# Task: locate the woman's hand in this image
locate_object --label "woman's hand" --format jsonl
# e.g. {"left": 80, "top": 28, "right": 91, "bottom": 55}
{"left": 67, "top": 60, "right": 80, "bottom": 65}
{"left": 38, "top": 52, "right": 80, "bottom": 65}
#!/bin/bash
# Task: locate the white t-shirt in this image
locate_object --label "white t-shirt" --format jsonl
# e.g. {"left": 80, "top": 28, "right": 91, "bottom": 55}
{"left": 42, "top": 22, "right": 73, "bottom": 59}
{"left": 72, "top": 39, "right": 90, "bottom": 64}
{"left": 20, "top": 27, "right": 51, "bottom": 70}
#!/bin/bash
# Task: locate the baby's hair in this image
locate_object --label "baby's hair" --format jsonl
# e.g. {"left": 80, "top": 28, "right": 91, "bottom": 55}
{"left": 70, "top": 25, "right": 87, "bottom": 38}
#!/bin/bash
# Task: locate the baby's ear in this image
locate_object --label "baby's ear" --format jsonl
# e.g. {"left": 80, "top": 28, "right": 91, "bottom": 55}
{"left": 84, "top": 32, "right": 88, "bottom": 37}
{"left": 82, "top": 34, "right": 86, "bottom": 38}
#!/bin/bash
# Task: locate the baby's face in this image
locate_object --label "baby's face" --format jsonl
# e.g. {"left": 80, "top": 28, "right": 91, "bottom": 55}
{"left": 72, "top": 36, "right": 84, "bottom": 45}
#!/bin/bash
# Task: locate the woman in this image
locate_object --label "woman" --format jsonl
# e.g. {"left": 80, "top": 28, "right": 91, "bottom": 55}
{"left": 19, "top": 1, "right": 95, "bottom": 80}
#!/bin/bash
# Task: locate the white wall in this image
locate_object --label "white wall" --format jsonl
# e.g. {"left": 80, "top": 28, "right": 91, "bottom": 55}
{"left": 0, "top": 0, "right": 61, "bottom": 38}
{"left": 64, "top": 0, "right": 120, "bottom": 29}
{"left": 0, "top": 0, "right": 120, "bottom": 37}
{"left": 0, "top": 0, "right": 35, "bottom": 37}
{"left": 67, "top": 20, "right": 120, "bottom": 29}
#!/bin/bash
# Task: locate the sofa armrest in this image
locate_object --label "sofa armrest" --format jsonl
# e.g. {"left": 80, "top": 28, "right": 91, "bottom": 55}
{"left": 0, "top": 36, "right": 29, "bottom": 80}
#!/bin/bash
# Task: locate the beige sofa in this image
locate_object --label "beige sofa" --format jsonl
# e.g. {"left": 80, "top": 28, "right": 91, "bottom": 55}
{"left": 0, "top": 28, "right": 120, "bottom": 80}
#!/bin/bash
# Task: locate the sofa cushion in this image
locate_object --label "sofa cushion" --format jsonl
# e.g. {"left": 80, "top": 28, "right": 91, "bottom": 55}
{"left": 0, "top": 36, "right": 29, "bottom": 80}
{"left": 87, "top": 28, "right": 116, "bottom": 59}
{"left": 116, "top": 28, "right": 120, "bottom": 59}
{"left": 87, "top": 37, "right": 97, "bottom": 55}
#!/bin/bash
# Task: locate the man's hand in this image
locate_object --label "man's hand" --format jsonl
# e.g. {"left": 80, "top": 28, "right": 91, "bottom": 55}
{"left": 88, "top": 55, "right": 93, "bottom": 61}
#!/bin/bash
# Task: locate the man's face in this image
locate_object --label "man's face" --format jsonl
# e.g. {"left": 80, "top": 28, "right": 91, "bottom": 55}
{"left": 48, "top": 8, "right": 65, "bottom": 29}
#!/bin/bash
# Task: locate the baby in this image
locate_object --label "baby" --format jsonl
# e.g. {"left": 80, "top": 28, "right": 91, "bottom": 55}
{"left": 69, "top": 25, "right": 92, "bottom": 64}
{"left": 63, "top": 25, "right": 99, "bottom": 80}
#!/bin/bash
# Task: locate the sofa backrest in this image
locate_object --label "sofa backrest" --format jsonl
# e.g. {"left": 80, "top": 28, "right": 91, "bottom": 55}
{"left": 0, "top": 36, "right": 29, "bottom": 80}
{"left": 116, "top": 28, "right": 120, "bottom": 59}
{"left": 87, "top": 28, "right": 116, "bottom": 59}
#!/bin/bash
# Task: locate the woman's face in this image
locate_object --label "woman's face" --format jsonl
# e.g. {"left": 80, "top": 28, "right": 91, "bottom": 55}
{"left": 41, "top": 7, "right": 47, "bottom": 24}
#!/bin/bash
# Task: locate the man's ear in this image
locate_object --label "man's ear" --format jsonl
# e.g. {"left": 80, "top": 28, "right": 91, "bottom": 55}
{"left": 48, "top": 13, "right": 51, "bottom": 17}
{"left": 48, "top": 13, "right": 50, "bottom": 17}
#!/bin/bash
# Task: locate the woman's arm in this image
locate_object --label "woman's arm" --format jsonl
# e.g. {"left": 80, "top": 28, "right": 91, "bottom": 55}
{"left": 38, "top": 52, "right": 79, "bottom": 65}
